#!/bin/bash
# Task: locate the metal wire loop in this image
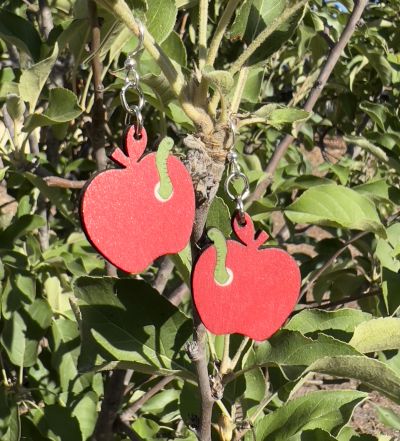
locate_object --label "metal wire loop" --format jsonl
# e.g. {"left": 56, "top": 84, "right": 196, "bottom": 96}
{"left": 224, "top": 171, "right": 250, "bottom": 202}
{"left": 235, "top": 197, "right": 246, "bottom": 225}
{"left": 127, "top": 19, "right": 144, "bottom": 59}
{"left": 121, "top": 82, "right": 145, "bottom": 112}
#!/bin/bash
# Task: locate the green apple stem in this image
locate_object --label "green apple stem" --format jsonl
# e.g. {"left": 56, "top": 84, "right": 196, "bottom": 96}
{"left": 208, "top": 228, "right": 230, "bottom": 285}
{"left": 155, "top": 137, "right": 174, "bottom": 200}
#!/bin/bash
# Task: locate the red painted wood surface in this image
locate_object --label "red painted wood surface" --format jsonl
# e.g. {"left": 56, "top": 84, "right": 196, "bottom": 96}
{"left": 192, "top": 213, "right": 301, "bottom": 341}
{"left": 80, "top": 125, "right": 195, "bottom": 274}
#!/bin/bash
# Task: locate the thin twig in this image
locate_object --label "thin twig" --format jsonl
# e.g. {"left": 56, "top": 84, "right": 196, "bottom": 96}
{"left": 300, "top": 288, "right": 381, "bottom": 310}
{"left": 164, "top": 282, "right": 189, "bottom": 306}
{"left": 246, "top": 0, "right": 368, "bottom": 206}
{"left": 152, "top": 257, "right": 175, "bottom": 294}
{"left": 230, "top": 337, "right": 250, "bottom": 372}
{"left": 44, "top": 176, "right": 86, "bottom": 189}
{"left": 299, "top": 230, "right": 369, "bottom": 300}
{"left": 120, "top": 376, "right": 175, "bottom": 423}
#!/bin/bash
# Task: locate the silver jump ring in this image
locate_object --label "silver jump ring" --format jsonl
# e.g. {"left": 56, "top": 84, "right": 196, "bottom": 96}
{"left": 224, "top": 172, "right": 250, "bottom": 202}
{"left": 235, "top": 197, "right": 246, "bottom": 225}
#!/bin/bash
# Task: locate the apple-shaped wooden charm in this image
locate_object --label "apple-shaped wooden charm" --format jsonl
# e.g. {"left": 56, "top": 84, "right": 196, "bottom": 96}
{"left": 80, "top": 125, "right": 195, "bottom": 274}
{"left": 192, "top": 213, "right": 301, "bottom": 341}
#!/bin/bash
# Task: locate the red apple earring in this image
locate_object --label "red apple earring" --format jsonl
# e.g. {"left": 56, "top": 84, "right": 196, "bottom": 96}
{"left": 192, "top": 120, "right": 301, "bottom": 341}
{"left": 80, "top": 21, "right": 195, "bottom": 274}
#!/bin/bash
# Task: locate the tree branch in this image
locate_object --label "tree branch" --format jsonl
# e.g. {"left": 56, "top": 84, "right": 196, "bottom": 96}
{"left": 120, "top": 376, "right": 175, "bottom": 423}
{"left": 44, "top": 177, "right": 86, "bottom": 189}
{"left": 164, "top": 282, "right": 189, "bottom": 306}
{"left": 92, "top": 370, "right": 133, "bottom": 441}
{"left": 89, "top": 0, "right": 108, "bottom": 172}
{"left": 152, "top": 257, "right": 175, "bottom": 294}
{"left": 114, "top": 418, "right": 143, "bottom": 441}
{"left": 299, "top": 230, "right": 369, "bottom": 301}
{"left": 246, "top": 0, "right": 368, "bottom": 206}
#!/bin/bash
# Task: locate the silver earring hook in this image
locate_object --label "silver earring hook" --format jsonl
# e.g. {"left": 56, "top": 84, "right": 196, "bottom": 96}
{"left": 228, "top": 115, "right": 236, "bottom": 149}
{"left": 121, "top": 18, "right": 146, "bottom": 137}
{"left": 128, "top": 19, "right": 144, "bottom": 59}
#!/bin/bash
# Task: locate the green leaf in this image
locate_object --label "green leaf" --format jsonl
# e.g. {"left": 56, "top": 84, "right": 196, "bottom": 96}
{"left": 0, "top": 385, "right": 12, "bottom": 437}
{"left": 285, "top": 184, "right": 386, "bottom": 237}
{"left": 3, "top": 405, "right": 20, "bottom": 441}
{"left": 24, "top": 88, "right": 83, "bottom": 131}
{"left": 230, "top": 0, "right": 252, "bottom": 41}
{"left": 286, "top": 309, "right": 372, "bottom": 335}
{"left": 241, "top": 67, "right": 265, "bottom": 103}
{"left": 375, "top": 405, "right": 400, "bottom": 430}
{"left": 75, "top": 277, "right": 193, "bottom": 377}
{"left": 145, "top": 0, "right": 177, "bottom": 43}
{"left": 37, "top": 404, "right": 82, "bottom": 441}
{"left": 362, "top": 49, "right": 393, "bottom": 86}
{"left": 51, "top": 318, "right": 82, "bottom": 392}
{"left": 203, "top": 67, "right": 234, "bottom": 95}
{"left": 349, "top": 318, "right": 400, "bottom": 353}
{"left": 359, "top": 102, "right": 389, "bottom": 131}
{"left": 343, "top": 135, "right": 388, "bottom": 162}
{"left": 161, "top": 31, "right": 187, "bottom": 67}
{"left": 171, "top": 243, "right": 192, "bottom": 284}
{"left": 307, "top": 356, "right": 400, "bottom": 405}
{"left": 0, "top": 167, "right": 9, "bottom": 181}
{"left": 0, "top": 10, "right": 41, "bottom": 61}
{"left": 23, "top": 172, "right": 74, "bottom": 220}
{"left": 0, "top": 214, "right": 46, "bottom": 248}
{"left": 45, "top": 277, "right": 71, "bottom": 314}
{"left": 6, "top": 94, "right": 26, "bottom": 121}
{"left": 252, "top": 331, "right": 361, "bottom": 380}
{"left": 268, "top": 108, "right": 311, "bottom": 127}
{"left": 206, "top": 196, "right": 232, "bottom": 237}
{"left": 19, "top": 44, "right": 59, "bottom": 111}
{"left": 238, "top": 0, "right": 308, "bottom": 65}
{"left": 249, "top": 390, "right": 367, "bottom": 441}
{"left": 71, "top": 391, "right": 98, "bottom": 440}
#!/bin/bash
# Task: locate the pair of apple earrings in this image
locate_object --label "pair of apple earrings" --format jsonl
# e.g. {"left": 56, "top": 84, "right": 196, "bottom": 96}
{"left": 80, "top": 22, "right": 300, "bottom": 341}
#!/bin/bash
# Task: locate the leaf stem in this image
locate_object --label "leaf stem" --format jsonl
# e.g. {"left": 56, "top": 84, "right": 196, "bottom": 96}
{"left": 230, "top": 337, "right": 250, "bottom": 371}
{"left": 229, "top": 0, "right": 308, "bottom": 76}
{"left": 220, "top": 335, "right": 231, "bottom": 374}
{"left": 206, "top": 0, "right": 242, "bottom": 67}
{"left": 231, "top": 66, "right": 249, "bottom": 114}
{"left": 198, "top": 0, "right": 209, "bottom": 70}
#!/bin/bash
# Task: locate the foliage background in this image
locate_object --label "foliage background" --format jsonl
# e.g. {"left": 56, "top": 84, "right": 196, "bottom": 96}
{"left": 0, "top": 0, "right": 400, "bottom": 440}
